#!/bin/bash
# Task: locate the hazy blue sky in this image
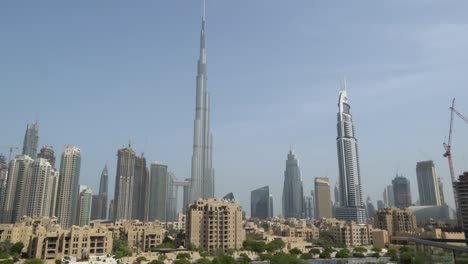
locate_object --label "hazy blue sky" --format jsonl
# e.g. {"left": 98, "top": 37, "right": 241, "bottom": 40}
{"left": 2, "top": 1, "right": 468, "bottom": 215}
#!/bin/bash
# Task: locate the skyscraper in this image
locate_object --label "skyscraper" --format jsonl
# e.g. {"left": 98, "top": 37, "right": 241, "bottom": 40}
{"left": 22, "top": 121, "right": 39, "bottom": 159}
{"left": 56, "top": 146, "right": 81, "bottom": 228}
{"left": 132, "top": 155, "right": 149, "bottom": 221}
{"left": 416, "top": 160, "right": 442, "bottom": 206}
{"left": 251, "top": 186, "right": 272, "bottom": 219}
{"left": 335, "top": 86, "right": 366, "bottom": 224}
{"left": 304, "top": 195, "right": 314, "bottom": 220}
{"left": 38, "top": 145, "right": 56, "bottom": 168}
{"left": 282, "top": 150, "right": 304, "bottom": 219}
{"left": 27, "top": 158, "right": 52, "bottom": 218}
{"left": 47, "top": 169, "right": 59, "bottom": 217}
{"left": 365, "top": 196, "right": 376, "bottom": 219}
{"left": 91, "top": 165, "right": 109, "bottom": 220}
{"left": 190, "top": 11, "right": 215, "bottom": 203}
{"left": 334, "top": 183, "right": 340, "bottom": 207}
{"left": 1, "top": 155, "right": 34, "bottom": 223}
{"left": 148, "top": 162, "right": 168, "bottom": 221}
{"left": 314, "top": 177, "right": 332, "bottom": 219}
{"left": 392, "top": 175, "right": 412, "bottom": 208}
{"left": 454, "top": 172, "right": 468, "bottom": 239}
{"left": 77, "top": 186, "right": 93, "bottom": 226}
{"left": 0, "top": 154, "right": 7, "bottom": 215}
{"left": 386, "top": 185, "right": 395, "bottom": 207}
{"left": 113, "top": 145, "right": 135, "bottom": 220}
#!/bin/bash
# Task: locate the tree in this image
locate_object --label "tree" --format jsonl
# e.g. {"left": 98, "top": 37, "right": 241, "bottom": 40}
{"left": 335, "top": 249, "right": 350, "bottom": 258}
{"left": 148, "top": 260, "right": 164, "bottom": 264}
{"left": 9, "top": 243, "right": 23, "bottom": 255}
{"left": 309, "top": 248, "right": 320, "bottom": 255}
{"left": 157, "top": 243, "right": 175, "bottom": 249}
{"left": 23, "top": 259, "right": 44, "bottom": 264}
{"left": 353, "top": 252, "right": 365, "bottom": 258}
{"left": 0, "top": 241, "right": 12, "bottom": 254}
{"left": 0, "top": 252, "right": 10, "bottom": 260}
{"left": 387, "top": 249, "right": 397, "bottom": 261}
{"left": 135, "top": 256, "right": 147, "bottom": 262}
{"left": 371, "top": 252, "right": 380, "bottom": 258}
{"left": 187, "top": 243, "right": 198, "bottom": 251}
{"left": 157, "top": 255, "right": 167, "bottom": 261}
{"left": 289, "top": 248, "right": 302, "bottom": 255}
{"left": 239, "top": 253, "right": 251, "bottom": 262}
{"left": 200, "top": 251, "right": 209, "bottom": 258}
{"left": 266, "top": 240, "right": 285, "bottom": 253}
{"left": 173, "top": 259, "right": 191, "bottom": 264}
{"left": 176, "top": 253, "right": 191, "bottom": 259}
{"left": 258, "top": 253, "right": 272, "bottom": 261}
{"left": 399, "top": 246, "right": 410, "bottom": 253}
{"left": 371, "top": 247, "right": 381, "bottom": 253}
{"left": 319, "top": 252, "right": 331, "bottom": 259}
{"left": 196, "top": 258, "right": 211, "bottom": 264}
{"left": 400, "top": 252, "right": 412, "bottom": 264}
{"left": 54, "top": 260, "right": 61, "bottom": 264}
{"left": 211, "top": 255, "right": 235, "bottom": 264}
{"left": 242, "top": 240, "right": 266, "bottom": 253}
{"left": 269, "top": 253, "right": 304, "bottom": 264}
{"left": 299, "top": 253, "right": 312, "bottom": 260}
{"left": 0, "top": 260, "right": 14, "bottom": 264}
{"left": 353, "top": 247, "right": 366, "bottom": 254}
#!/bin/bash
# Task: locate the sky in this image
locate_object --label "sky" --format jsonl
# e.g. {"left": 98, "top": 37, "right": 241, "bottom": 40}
{"left": 1, "top": 1, "right": 468, "bottom": 216}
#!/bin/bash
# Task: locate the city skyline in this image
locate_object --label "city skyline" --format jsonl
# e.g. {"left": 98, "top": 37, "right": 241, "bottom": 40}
{"left": 1, "top": 1, "right": 468, "bottom": 216}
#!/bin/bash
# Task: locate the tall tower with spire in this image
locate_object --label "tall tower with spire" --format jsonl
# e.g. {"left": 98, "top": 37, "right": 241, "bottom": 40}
{"left": 335, "top": 83, "right": 366, "bottom": 224}
{"left": 190, "top": 4, "right": 215, "bottom": 203}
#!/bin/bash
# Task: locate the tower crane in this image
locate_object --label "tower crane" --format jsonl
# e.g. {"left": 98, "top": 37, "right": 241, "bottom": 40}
{"left": 443, "top": 98, "right": 468, "bottom": 227}
{"left": 0, "top": 145, "right": 19, "bottom": 162}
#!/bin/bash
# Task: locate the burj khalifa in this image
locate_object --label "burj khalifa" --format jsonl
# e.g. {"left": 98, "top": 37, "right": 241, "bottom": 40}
{"left": 189, "top": 10, "right": 215, "bottom": 203}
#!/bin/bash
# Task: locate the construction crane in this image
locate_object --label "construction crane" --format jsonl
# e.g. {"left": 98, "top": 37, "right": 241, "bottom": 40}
{"left": 0, "top": 145, "right": 19, "bottom": 162}
{"left": 443, "top": 98, "right": 468, "bottom": 227}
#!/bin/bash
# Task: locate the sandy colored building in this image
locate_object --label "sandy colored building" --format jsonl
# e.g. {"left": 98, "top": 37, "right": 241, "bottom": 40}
{"left": 329, "top": 221, "right": 373, "bottom": 247}
{"left": 186, "top": 199, "right": 245, "bottom": 253}
{"left": 374, "top": 207, "right": 417, "bottom": 236}
{"left": 372, "top": 229, "right": 389, "bottom": 248}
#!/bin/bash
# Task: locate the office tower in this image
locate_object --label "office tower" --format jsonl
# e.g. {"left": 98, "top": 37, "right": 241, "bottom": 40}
{"left": 108, "top": 199, "right": 114, "bottom": 221}
{"left": 189, "top": 11, "right": 215, "bottom": 203}
{"left": 335, "top": 86, "right": 366, "bottom": 224}
{"left": 251, "top": 186, "right": 271, "bottom": 219}
{"left": 166, "top": 172, "right": 178, "bottom": 222}
{"left": 439, "top": 179, "right": 445, "bottom": 205}
{"left": 269, "top": 195, "right": 274, "bottom": 218}
{"left": 392, "top": 175, "right": 412, "bottom": 208}
{"left": 186, "top": 199, "right": 245, "bottom": 253}
{"left": 377, "top": 200, "right": 385, "bottom": 209}
{"left": 113, "top": 145, "right": 135, "bottom": 220}
{"left": 334, "top": 183, "right": 340, "bottom": 206}
{"left": 47, "top": 169, "right": 59, "bottom": 217}
{"left": 132, "top": 155, "right": 149, "bottom": 221}
{"left": 27, "top": 158, "right": 52, "bottom": 218}
{"left": 148, "top": 162, "right": 169, "bottom": 221}
{"left": 282, "top": 150, "right": 304, "bottom": 219}
{"left": 314, "top": 177, "right": 332, "bottom": 219}
{"left": 22, "top": 121, "right": 39, "bottom": 159}
{"left": 56, "top": 146, "right": 81, "bottom": 228}
{"left": 77, "top": 187, "right": 93, "bottom": 226}
{"left": 366, "top": 196, "right": 376, "bottom": 219}
{"left": 416, "top": 160, "right": 442, "bottom": 206}
{"left": 1, "top": 155, "right": 34, "bottom": 223}
{"left": 223, "top": 192, "right": 235, "bottom": 201}
{"left": 91, "top": 165, "right": 109, "bottom": 220}
{"left": 0, "top": 154, "right": 7, "bottom": 214}
{"left": 454, "top": 172, "right": 468, "bottom": 239}
{"left": 386, "top": 185, "right": 395, "bottom": 206}
{"left": 304, "top": 195, "right": 314, "bottom": 220}
{"left": 374, "top": 207, "right": 417, "bottom": 236}
{"left": 38, "top": 145, "right": 56, "bottom": 168}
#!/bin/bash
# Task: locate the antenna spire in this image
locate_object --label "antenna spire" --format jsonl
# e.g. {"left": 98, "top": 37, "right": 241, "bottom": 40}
{"left": 203, "top": 0, "right": 206, "bottom": 19}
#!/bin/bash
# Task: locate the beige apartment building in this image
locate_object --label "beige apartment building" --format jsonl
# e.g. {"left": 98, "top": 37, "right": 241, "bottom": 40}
{"left": 374, "top": 207, "right": 417, "bottom": 236}
{"left": 186, "top": 199, "right": 245, "bottom": 253}
{"left": 329, "top": 221, "right": 373, "bottom": 247}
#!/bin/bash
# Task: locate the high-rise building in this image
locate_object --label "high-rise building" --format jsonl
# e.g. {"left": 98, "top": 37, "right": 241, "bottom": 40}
{"left": 223, "top": 192, "right": 235, "bottom": 201}
{"left": 1, "top": 155, "right": 34, "bottom": 223}
{"left": 377, "top": 200, "right": 385, "bottom": 209}
{"left": 251, "top": 186, "right": 272, "bottom": 219}
{"left": 189, "top": 12, "right": 215, "bottom": 203}
{"left": 392, "top": 175, "right": 412, "bottom": 208}
{"left": 77, "top": 186, "right": 93, "bottom": 226}
{"left": 365, "top": 196, "right": 376, "bottom": 219}
{"left": 314, "top": 177, "right": 332, "bottom": 219}
{"left": 304, "top": 195, "right": 314, "bottom": 220}
{"left": 38, "top": 145, "right": 56, "bottom": 168}
{"left": 108, "top": 199, "right": 114, "bottom": 221}
{"left": 186, "top": 199, "right": 245, "bottom": 253}
{"left": 148, "top": 162, "right": 168, "bottom": 221}
{"left": 269, "top": 195, "right": 274, "bottom": 218}
{"left": 282, "top": 150, "right": 304, "bottom": 219}
{"left": 91, "top": 165, "right": 109, "bottom": 220}
{"left": 113, "top": 145, "right": 135, "bottom": 220}
{"left": 0, "top": 154, "right": 7, "bottom": 215}
{"left": 55, "top": 146, "right": 81, "bottom": 228}
{"left": 132, "top": 155, "right": 149, "bottom": 221}
{"left": 166, "top": 172, "right": 178, "bottom": 222}
{"left": 334, "top": 183, "right": 340, "bottom": 206}
{"left": 22, "top": 121, "right": 39, "bottom": 159}
{"left": 27, "top": 158, "right": 52, "bottom": 218}
{"left": 416, "top": 160, "right": 442, "bottom": 206}
{"left": 454, "top": 172, "right": 468, "bottom": 238}
{"left": 386, "top": 185, "right": 395, "bottom": 207}
{"left": 439, "top": 179, "right": 445, "bottom": 205}
{"left": 47, "top": 169, "right": 59, "bottom": 217}
{"left": 335, "top": 86, "right": 366, "bottom": 224}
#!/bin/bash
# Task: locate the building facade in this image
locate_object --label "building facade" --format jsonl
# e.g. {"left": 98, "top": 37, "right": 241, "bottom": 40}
{"left": 132, "top": 155, "right": 149, "bottom": 221}
{"left": 27, "top": 158, "right": 52, "bottom": 218}
{"left": 22, "top": 121, "right": 39, "bottom": 159}
{"left": 314, "top": 177, "right": 332, "bottom": 219}
{"left": 91, "top": 165, "right": 109, "bottom": 220}
{"left": 416, "top": 160, "right": 442, "bottom": 206}
{"left": 77, "top": 187, "right": 92, "bottom": 226}
{"left": 335, "top": 87, "right": 366, "bottom": 224}
{"left": 186, "top": 199, "right": 245, "bottom": 253}
{"left": 282, "top": 150, "right": 304, "bottom": 219}
{"left": 251, "top": 186, "right": 272, "bottom": 219}
{"left": 38, "top": 145, "right": 56, "bottom": 168}
{"left": 113, "top": 145, "right": 135, "bottom": 220}
{"left": 454, "top": 172, "right": 468, "bottom": 239}
{"left": 55, "top": 146, "right": 82, "bottom": 228}
{"left": 189, "top": 13, "right": 215, "bottom": 203}
{"left": 373, "top": 207, "right": 417, "bottom": 236}
{"left": 149, "top": 162, "right": 169, "bottom": 221}
{"left": 392, "top": 175, "right": 412, "bottom": 208}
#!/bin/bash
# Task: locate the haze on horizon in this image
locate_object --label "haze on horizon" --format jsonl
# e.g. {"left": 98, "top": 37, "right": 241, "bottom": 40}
{"left": 1, "top": 0, "right": 468, "bottom": 216}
